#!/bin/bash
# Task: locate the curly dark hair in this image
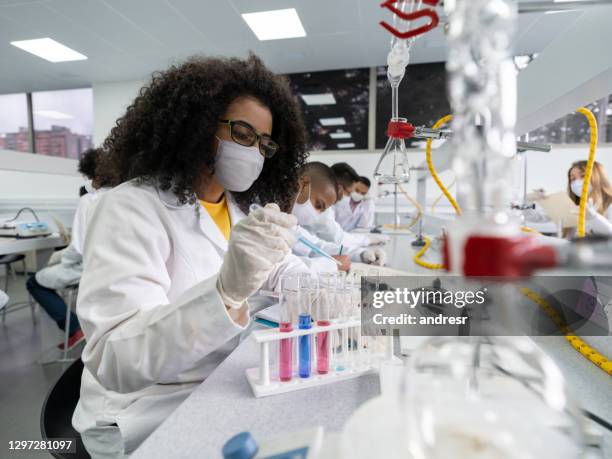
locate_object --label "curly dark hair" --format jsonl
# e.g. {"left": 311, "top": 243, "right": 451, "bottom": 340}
{"left": 78, "top": 148, "right": 98, "bottom": 179}
{"left": 99, "top": 54, "right": 308, "bottom": 211}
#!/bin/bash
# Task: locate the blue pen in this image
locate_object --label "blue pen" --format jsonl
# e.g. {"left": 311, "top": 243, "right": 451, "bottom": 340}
{"left": 249, "top": 204, "right": 342, "bottom": 266}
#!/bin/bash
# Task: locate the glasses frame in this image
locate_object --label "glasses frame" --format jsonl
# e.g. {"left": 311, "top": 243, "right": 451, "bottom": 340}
{"left": 218, "top": 119, "right": 279, "bottom": 158}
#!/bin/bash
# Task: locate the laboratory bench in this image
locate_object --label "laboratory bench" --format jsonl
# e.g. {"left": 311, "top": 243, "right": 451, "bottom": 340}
{"left": 131, "top": 233, "right": 611, "bottom": 459}
{"left": 0, "top": 233, "right": 66, "bottom": 269}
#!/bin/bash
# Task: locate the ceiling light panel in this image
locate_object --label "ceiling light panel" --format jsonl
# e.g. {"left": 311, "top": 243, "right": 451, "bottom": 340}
{"left": 10, "top": 38, "right": 87, "bottom": 63}
{"left": 301, "top": 93, "right": 336, "bottom": 105}
{"left": 242, "top": 8, "right": 306, "bottom": 41}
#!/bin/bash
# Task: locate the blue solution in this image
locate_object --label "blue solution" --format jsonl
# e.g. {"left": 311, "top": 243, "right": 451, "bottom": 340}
{"left": 298, "top": 313, "right": 312, "bottom": 378}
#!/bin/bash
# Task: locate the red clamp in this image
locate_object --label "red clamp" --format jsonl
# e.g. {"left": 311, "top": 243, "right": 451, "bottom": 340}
{"left": 462, "top": 235, "right": 557, "bottom": 278}
{"left": 387, "top": 120, "right": 415, "bottom": 139}
{"left": 380, "top": 0, "right": 440, "bottom": 40}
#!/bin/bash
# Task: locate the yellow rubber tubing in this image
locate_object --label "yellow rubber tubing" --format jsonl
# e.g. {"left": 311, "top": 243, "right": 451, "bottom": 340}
{"left": 520, "top": 287, "right": 612, "bottom": 376}
{"left": 575, "top": 107, "right": 599, "bottom": 238}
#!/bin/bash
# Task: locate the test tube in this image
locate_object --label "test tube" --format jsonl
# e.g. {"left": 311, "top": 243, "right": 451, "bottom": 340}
{"left": 298, "top": 275, "right": 313, "bottom": 379}
{"left": 316, "top": 282, "right": 331, "bottom": 375}
{"left": 278, "top": 275, "right": 295, "bottom": 382}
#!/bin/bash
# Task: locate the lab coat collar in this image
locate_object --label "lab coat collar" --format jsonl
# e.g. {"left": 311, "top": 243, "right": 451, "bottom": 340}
{"left": 155, "top": 185, "right": 247, "bottom": 253}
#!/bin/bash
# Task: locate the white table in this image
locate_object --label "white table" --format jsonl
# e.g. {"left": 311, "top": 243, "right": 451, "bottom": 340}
{"left": 129, "top": 234, "right": 611, "bottom": 459}
{"left": 0, "top": 234, "right": 66, "bottom": 270}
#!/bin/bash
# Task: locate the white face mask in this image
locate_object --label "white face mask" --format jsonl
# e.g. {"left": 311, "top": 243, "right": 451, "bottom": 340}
{"left": 570, "top": 178, "right": 591, "bottom": 197}
{"left": 214, "top": 138, "right": 264, "bottom": 192}
{"left": 292, "top": 182, "right": 320, "bottom": 226}
{"left": 350, "top": 191, "right": 365, "bottom": 202}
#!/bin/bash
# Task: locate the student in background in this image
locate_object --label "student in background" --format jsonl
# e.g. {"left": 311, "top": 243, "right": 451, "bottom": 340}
{"left": 304, "top": 162, "right": 388, "bottom": 248}
{"left": 527, "top": 160, "right": 612, "bottom": 238}
{"left": 567, "top": 160, "right": 612, "bottom": 236}
{"left": 26, "top": 149, "right": 107, "bottom": 350}
{"left": 293, "top": 162, "right": 386, "bottom": 267}
{"left": 335, "top": 175, "right": 376, "bottom": 231}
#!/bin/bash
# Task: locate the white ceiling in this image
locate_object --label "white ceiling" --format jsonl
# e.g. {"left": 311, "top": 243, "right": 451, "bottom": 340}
{"left": 0, "top": 0, "right": 585, "bottom": 94}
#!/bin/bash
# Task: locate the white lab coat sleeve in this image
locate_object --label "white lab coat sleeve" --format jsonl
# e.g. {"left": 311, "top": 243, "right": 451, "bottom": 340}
{"left": 587, "top": 207, "right": 612, "bottom": 236}
{"left": 77, "top": 190, "right": 247, "bottom": 394}
{"left": 263, "top": 252, "right": 315, "bottom": 292}
{"left": 300, "top": 256, "right": 338, "bottom": 274}
{"left": 71, "top": 193, "right": 94, "bottom": 256}
{"left": 357, "top": 200, "right": 375, "bottom": 229}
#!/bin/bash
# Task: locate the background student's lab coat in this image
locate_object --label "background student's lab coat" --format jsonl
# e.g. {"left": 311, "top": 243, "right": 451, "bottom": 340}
{"left": 293, "top": 225, "right": 364, "bottom": 268}
{"left": 302, "top": 206, "right": 371, "bottom": 249}
{"left": 334, "top": 197, "right": 375, "bottom": 232}
{"left": 73, "top": 181, "right": 313, "bottom": 457}
{"left": 36, "top": 188, "right": 105, "bottom": 291}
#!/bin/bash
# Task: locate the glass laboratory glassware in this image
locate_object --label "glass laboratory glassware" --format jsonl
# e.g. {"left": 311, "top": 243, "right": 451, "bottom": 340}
{"left": 374, "top": 119, "right": 411, "bottom": 186}
{"left": 278, "top": 275, "right": 297, "bottom": 382}
{"left": 298, "top": 274, "right": 314, "bottom": 379}
{"left": 315, "top": 279, "right": 331, "bottom": 375}
{"left": 406, "top": 336, "right": 585, "bottom": 459}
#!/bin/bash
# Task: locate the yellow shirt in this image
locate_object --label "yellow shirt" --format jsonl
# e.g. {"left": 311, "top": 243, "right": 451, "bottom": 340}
{"left": 200, "top": 195, "right": 231, "bottom": 241}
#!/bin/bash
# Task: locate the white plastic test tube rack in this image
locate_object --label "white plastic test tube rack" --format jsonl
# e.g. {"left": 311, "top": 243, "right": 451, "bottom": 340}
{"left": 246, "top": 318, "right": 394, "bottom": 398}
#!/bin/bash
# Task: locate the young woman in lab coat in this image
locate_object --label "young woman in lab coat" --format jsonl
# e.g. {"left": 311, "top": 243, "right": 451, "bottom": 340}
{"left": 567, "top": 160, "right": 612, "bottom": 236}
{"left": 527, "top": 160, "right": 612, "bottom": 237}
{"left": 73, "top": 55, "right": 311, "bottom": 458}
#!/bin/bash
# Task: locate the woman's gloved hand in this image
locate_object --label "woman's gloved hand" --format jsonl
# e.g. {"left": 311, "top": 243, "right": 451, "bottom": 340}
{"left": 360, "top": 248, "right": 387, "bottom": 266}
{"left": 217, "top": 204, "right": 297, "bottom": 309}
{"left": 367, "top": 234, "right": 390, "bottom": 246}
{"left": 581, "top": 201, "right": 612, "bottom": 236}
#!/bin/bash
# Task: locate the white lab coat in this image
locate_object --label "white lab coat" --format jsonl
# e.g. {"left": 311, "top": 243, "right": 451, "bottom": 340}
{"left": 293, "top": 226, "right": 364, "bottom": 268}
{"left": 36, "top": 189, "right": 105, "bottom": 291}
{"left": 302, "top": 206, "right": 371, "bottom": 249}
{"left": 334, "top": 196, "right": 375, "bottom": 232}
{"left": 73, "top": 181, "right": 312, "bottom": 458}
{"left": 525, "top": 203, "right": 612, "bottom": 237}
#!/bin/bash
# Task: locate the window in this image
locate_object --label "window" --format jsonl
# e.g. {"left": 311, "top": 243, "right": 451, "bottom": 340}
{"left": 0, "top": 93, "right": 31, "bottom": 153}
{"left": 286, "top": 68, "right": 370, "bottom": 151}
{"left": 375, "top": 63, "right": 451, "bottom": 149}
{"left": 527, "top": 96, "right": 612, "bottom": 144}
{"left": 32, "top": 88, "right": 94, "bottom": 159}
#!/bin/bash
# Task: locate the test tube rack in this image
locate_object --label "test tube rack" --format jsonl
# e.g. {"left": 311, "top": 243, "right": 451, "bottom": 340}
{"left": 246, "top": 318, "right": 394, "bottom": 398}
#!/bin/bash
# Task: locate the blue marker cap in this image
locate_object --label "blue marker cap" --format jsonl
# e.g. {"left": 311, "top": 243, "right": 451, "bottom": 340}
{"left": 222, "top": 432, "right": 258, "bottom": 459}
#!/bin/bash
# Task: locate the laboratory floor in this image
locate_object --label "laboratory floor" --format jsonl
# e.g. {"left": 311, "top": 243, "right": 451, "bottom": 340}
{"left": 0, "top": 273, "right": 84, "bottom": 459}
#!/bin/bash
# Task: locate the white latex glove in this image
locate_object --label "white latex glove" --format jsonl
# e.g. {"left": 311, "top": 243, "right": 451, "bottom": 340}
{"left": 360, "top": 248, "right": 387, "bottom": 266}
{"left": 367, "top": 234, "right": 390, "bottom": 246}
{"left": 572, "top": 200, "right": 612, "bottom": 236}
{"left": 217, "top": 204, "right": 297, "bottom": 309}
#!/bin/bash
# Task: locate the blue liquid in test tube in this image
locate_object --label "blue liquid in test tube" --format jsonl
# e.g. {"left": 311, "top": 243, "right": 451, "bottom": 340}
{"left": 298, "top": 313, "right": 312, "bottom": 378}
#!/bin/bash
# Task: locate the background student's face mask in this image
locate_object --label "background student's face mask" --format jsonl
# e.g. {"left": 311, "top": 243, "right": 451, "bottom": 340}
{"left": 350, "top": 191, "right": 365, "bottom": 202}
{"left": 214, "top": 138, "right": 264, "bottom": 192}
{"left": 570, "top": 178, "right": 592, "bottom": 197}
{"left": 292, "top": 183, "right": 320, "bottom": 226}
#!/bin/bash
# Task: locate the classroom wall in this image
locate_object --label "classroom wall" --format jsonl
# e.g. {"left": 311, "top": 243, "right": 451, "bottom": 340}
{"left": 92, "top": 80, "right": 145, "bottom": 146}
{"left": 0, "top": 149, "right": 82, "bottom": 229}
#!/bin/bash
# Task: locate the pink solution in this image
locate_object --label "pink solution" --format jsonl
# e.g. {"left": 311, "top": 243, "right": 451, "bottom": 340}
{"left": 316, "top": 320, "right": 330, "bottom": 374}
{"left": 279, "top": 322, "right": 293, "bottom": 381}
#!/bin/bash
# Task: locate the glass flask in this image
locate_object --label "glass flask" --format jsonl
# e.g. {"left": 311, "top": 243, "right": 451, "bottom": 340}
{"left": 374, "top": 117, "right": 411, "bottom": 185}
{"left": 406, "top": 336, "right": 585, "bottom": 459}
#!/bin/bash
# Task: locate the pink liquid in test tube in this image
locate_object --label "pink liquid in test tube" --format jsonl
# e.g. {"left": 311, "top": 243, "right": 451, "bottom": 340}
{"left": 316, "top": 320, "right": 330, "bottom": 374}
{"left": 279, "top": 322, "right": 293, "bottom": 381}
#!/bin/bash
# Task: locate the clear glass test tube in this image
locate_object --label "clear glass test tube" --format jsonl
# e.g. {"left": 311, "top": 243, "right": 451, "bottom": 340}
{"left": 316, "top": 282, "right": 331, "bottom": 375}
{"left": 298, "top": 275, "right": 313, "bottom": 379}
{"left": 278, "top": 275, "right": 295, "bottom": 382}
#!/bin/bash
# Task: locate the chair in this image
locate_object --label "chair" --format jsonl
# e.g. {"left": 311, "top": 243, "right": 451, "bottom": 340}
{"left": 59, "top": 284, "right": 80, "bottom": 362}
{"left": 0, "top": 253, "right": 36, "bottom": 324}
{"left": 40, "top": 358, "right": 91, "bottom": 459}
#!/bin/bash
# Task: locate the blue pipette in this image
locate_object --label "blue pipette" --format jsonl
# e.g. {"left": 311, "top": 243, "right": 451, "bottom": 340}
{"left": 249, "top": 204, "right": 342, "bottom": 266}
